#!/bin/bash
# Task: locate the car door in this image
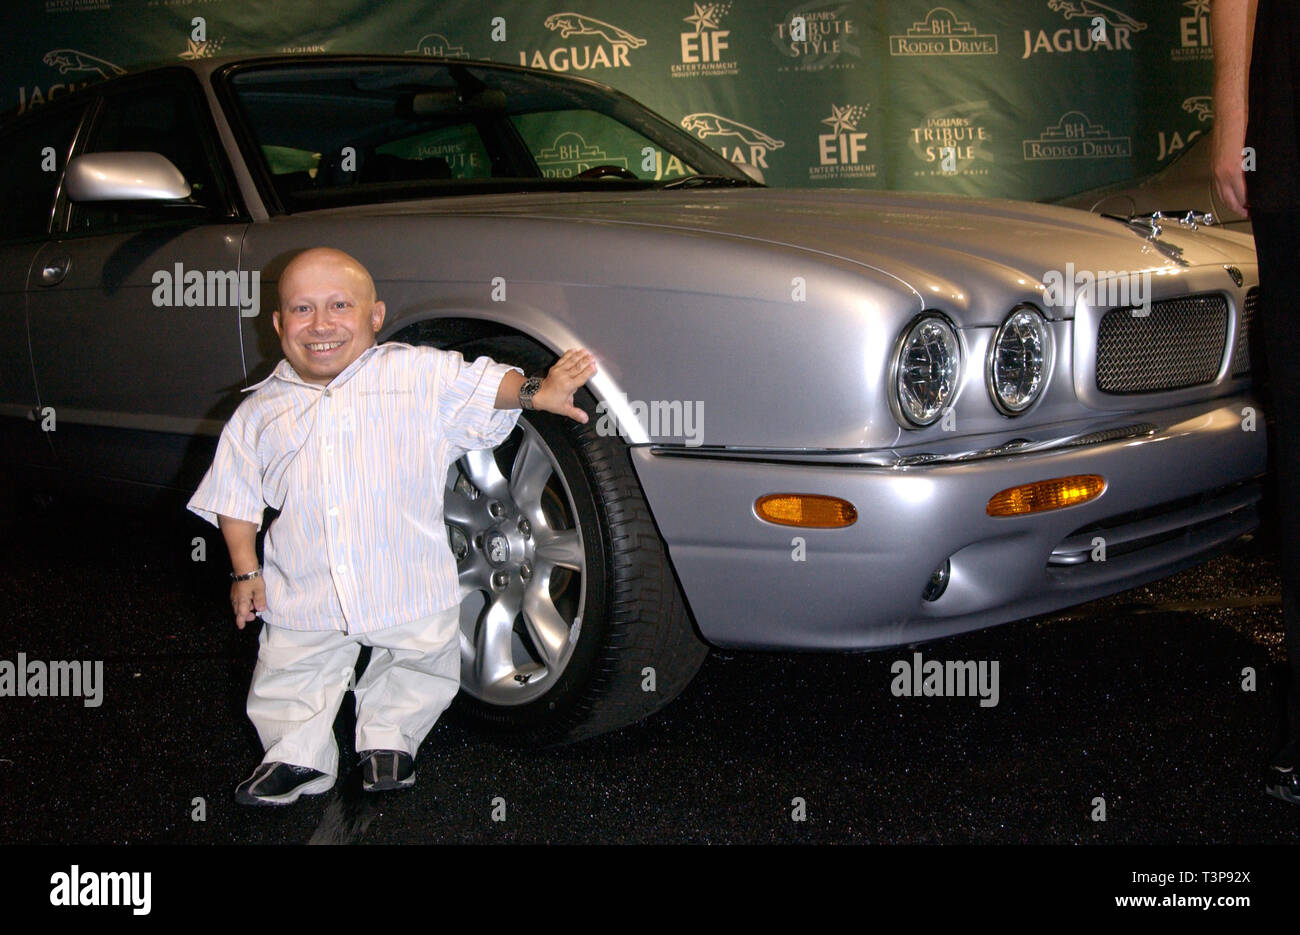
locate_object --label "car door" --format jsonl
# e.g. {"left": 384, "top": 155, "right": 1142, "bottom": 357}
{"left": 0, "top": 99, "right": 90, "bottom": 478}
{"left": 26, "top": 69, "right": 252, "bottom": 493}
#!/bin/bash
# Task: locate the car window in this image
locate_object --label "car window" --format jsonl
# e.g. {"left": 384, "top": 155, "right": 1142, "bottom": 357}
{"left": 267, "top": 123, "right": 496, "bottom": 188}
{"left": 225, "top": 62, "right": 747, "bottom": 211}
{"left": 374, "top": 124, "right": 493, "bottom": 180}
{"left": 263, "top": 144, "right": 320, "bottom": 175}
{"left": 511, "top": 110, "right": 694, "bottom": 180}
{"left": 0, "top": 105, "right": 86, "bottom": 243}
{"left": 68, "top": 82, "right": 225, "bottom": 234}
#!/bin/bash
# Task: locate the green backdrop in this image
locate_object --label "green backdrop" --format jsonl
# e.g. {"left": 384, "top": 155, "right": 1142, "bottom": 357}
{"left": 2, "top": 0, "right": 1216, "bottom": 200}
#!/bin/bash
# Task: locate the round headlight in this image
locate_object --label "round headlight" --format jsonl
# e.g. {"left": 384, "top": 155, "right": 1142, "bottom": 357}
{"left": 894, "top": 313, "right": 961, "bottom": 427}
{"left": 987, "top": 306, "right": 1050, "bottom": 415}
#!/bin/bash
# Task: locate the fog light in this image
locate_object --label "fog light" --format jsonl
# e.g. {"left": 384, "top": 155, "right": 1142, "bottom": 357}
{"left": 755, "top": 494, "right": 857, "bottom": 528}
{"left": 922, "top": 560, "right": 950, "bottom": 602}
{"left": 986, "top": 475, "right": 1105, "bottom": 517}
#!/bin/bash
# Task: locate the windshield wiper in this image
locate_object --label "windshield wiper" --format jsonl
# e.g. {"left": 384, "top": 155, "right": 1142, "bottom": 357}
{"left": 659, "top": 174, "right": 752, "bottom": 190}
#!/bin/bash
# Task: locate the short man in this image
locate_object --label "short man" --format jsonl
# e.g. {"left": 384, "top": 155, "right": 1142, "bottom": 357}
{"left": 187, "top": 247, "right": 596, "bottom": 804}
{"left": 1212, "top": 0, "right": 1300, "bottom": 803}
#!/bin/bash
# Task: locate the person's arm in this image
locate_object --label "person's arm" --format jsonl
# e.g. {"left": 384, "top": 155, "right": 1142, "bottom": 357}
{"left": 1211, "top": 0, "right": 1259, "bottom": 217}
{"left": 187, "top": 406, "right": 268, "bottom": 629}
{"left": 495, "top": 369, "right": 526, "bottom": 409}
{"left": 219, "top": 514, "right": 265, "bottom": 630}
{"left": 494, "top": 347, "right": 597, "bottom": 423}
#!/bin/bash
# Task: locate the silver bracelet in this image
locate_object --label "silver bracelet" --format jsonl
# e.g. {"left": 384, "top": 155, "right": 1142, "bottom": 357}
{"left": 231, "top": 567, "right": 262, "bottom": 582}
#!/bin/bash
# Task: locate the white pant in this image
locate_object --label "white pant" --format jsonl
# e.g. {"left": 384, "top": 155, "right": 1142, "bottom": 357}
{"left": 245, "top": 606, "right": 461, "bottom": 778}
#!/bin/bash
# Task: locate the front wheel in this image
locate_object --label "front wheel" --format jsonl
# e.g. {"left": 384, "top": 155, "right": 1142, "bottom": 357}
{"left": 441, "top": 336, "right": 708, "bottom": 745}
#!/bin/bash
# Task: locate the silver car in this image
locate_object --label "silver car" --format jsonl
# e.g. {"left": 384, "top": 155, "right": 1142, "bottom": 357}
{"left": 0, "top": 55, "right": 1266, "bottom": 743}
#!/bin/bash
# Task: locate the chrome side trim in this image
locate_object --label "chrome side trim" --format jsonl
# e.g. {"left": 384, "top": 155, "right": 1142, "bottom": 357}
{"left": 646, "top": 421, "right": 1159, "bottom": 468}
{"left": 0, "top": 405, "right": 230, "bottom": 437}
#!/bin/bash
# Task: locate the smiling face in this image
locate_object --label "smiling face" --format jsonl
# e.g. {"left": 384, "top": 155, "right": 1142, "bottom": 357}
{"left": 273, "top": 248, "right": 386, "bottom": 386}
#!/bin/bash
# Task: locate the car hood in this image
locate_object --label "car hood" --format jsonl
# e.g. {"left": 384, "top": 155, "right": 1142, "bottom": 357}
{"left": 325, "top": 188, "right": 1258, "bottom": 325}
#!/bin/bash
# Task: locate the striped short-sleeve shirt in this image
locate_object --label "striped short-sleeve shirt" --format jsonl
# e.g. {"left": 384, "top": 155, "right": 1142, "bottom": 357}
{"left": 187, "top": 342, "right": 522, "bottom": 632}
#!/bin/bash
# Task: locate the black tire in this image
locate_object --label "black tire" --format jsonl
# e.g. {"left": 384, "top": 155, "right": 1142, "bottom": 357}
{"left": 442, "top": 335, "right": 709, "bottom": 745}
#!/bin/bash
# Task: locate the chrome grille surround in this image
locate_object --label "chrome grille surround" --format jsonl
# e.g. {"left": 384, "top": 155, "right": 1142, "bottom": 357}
{"left": 1230, "top": 287, "right": 1259, "bottom": 377}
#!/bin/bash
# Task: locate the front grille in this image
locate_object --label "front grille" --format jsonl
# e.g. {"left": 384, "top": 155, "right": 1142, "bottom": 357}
{"left": 1095, "top": 294, "right": 1228, "bottom": 394}
{"left": 1230, "top": 287, "right": 1259, "bottom": 376}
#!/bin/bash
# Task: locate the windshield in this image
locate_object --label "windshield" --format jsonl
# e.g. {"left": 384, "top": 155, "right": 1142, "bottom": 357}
{"left": 224, "top": 60, "right": 752, "bottom": 211}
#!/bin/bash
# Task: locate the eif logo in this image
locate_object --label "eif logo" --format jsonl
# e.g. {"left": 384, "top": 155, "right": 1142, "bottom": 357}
{"left": 1172, "top": 0, "right": 1212, "bottom": 62}
{"left": 818, "top": 103, "right": 869, "bottom": 165}
{"left": 676, "top": 2, "right": 737, "bottom": 76}
{"left": 810, "top": 104, "right": 876, "bottom": 180}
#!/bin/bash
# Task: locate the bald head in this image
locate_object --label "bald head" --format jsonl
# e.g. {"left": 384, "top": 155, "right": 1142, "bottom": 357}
{"left": 272, "top": 247, "right": 386, "bottom": 386}
{"left": 279, "top": 247, "right": 377, "bottom": 310}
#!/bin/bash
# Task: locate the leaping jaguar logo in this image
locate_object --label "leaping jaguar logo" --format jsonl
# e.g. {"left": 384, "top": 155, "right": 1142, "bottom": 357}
{"left": 543, "top": 13, "right": 647, "bottom": 47}
{"left": 680, "top": 113, "right": 785, "bottom": 150}
{"left": 1182, "top": 95, "right": 1214, "bottom": 122}
{"left": 1046, "top": 0, "right": 1147, "bottom": 31}
{"left": 42, "top": 49, "right": 125, "bottom": 77}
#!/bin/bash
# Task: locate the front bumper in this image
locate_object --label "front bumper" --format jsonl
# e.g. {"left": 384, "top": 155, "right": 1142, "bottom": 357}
{"left": 630, "top": 394, "right": 1266, "bottom": 650}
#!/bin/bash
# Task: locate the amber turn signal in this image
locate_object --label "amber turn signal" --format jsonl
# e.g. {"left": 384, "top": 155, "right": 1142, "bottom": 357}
{"left": 755, "top": 494, "right": 858, "bottom": 528}
{"left": 986, "top": 475, "right": 1105, "bottom": 517}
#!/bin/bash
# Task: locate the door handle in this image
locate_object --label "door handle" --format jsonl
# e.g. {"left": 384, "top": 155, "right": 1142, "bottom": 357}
{"left": 39, "top": 255, "right": 70, "bottom": 286}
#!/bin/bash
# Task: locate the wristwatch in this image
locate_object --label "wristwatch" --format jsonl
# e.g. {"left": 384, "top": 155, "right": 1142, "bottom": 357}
{"left": 518, "top": 375, "right": 543, "bottom": 410}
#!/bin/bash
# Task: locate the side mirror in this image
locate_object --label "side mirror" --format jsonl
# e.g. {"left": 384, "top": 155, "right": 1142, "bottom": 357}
{"left": 733, "top": 161, "right": 764, "bottom": 185}
{"left": 65, "top": 152, "right": 192, "bottom": 202}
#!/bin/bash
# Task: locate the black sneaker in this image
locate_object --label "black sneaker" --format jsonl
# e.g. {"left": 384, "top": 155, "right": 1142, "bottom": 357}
{"left": 359, "top": 749, "right": 415, "bottom": 792}
{"left": 235, "top": 761, "right": 335, "bottom": 806}
{"left": 1265, "top": 744, "right": 1300, "bottom": 805}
